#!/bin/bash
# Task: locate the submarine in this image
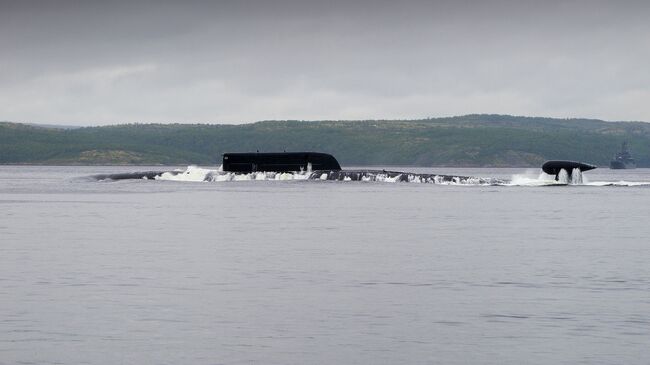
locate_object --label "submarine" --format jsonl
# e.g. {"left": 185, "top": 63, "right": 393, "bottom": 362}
{"left": 222, "top": 152, "right": 596, "bottom": 180}
{"left": 91, "top": 151, "right": 596, "bottom": 184}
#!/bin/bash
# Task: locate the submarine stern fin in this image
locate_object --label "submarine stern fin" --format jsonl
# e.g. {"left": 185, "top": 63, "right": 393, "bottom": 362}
{"left": 542, "top": 160, "right": 597, "bottom": 180}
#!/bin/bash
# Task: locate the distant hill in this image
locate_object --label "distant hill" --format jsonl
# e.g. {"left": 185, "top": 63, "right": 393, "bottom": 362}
{"left": 24, "top": 123, "right": 82, "bottom": 130}
{"left": 1, "top": 115, "right": 649, "bottom": 166}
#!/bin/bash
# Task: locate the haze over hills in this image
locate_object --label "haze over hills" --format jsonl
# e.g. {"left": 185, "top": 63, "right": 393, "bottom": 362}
{"left": 1, "top": 115, "right": 649, "bottom": 167}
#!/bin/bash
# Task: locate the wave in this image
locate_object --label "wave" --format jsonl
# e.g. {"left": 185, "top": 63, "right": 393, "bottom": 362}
{"left": 508, "top": 170, "right": 576, "bottom": 186}
{"left": 91, "top": 165, "right": 650, "bottom": 187}
{"left": 156, "top": 165, "right": 312, "bottom": 182}
{"left": 585, "top": 181, "right": 650, "bottom": 187}
{"left": 152, "top": 166, "right": 498, "bottom": 185}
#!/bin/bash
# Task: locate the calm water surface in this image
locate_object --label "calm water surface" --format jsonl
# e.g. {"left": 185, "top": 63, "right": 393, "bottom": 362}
{"left": 1, "top": 166, "right": 650, "bottom": 364}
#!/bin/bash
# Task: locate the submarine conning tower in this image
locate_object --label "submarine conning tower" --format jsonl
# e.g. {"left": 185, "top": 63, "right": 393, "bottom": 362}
{"left": 222, "top": 152, "right": 342, "bottom": 173}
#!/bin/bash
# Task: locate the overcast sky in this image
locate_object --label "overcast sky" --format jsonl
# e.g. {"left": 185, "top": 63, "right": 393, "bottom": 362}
{"left": 1, "top": 0, "right": 649, "bottom": 125}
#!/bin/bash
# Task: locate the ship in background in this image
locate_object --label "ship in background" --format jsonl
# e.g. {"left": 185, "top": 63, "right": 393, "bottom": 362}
{"left": 610, "top": 141, "right": 636, "bottom": 169}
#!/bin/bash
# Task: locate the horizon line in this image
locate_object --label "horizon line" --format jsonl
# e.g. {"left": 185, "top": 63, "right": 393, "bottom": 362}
{"left": 3, "top": 113, "right": 649, "bottom": 129}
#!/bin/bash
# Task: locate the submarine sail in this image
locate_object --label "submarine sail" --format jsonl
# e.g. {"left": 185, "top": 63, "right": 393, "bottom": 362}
{"left": 222, "top": 152, "right": 342, "bottom": 173}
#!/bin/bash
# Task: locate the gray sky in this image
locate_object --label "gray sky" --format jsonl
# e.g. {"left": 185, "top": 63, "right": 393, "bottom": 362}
{"left": 1, "top": 0, "right": 649, "bottom": 125}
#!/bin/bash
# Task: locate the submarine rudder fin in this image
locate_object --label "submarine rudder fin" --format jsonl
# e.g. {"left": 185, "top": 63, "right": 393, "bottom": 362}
{"left": 541, "top": 160, "right": 597, "bottom": 181}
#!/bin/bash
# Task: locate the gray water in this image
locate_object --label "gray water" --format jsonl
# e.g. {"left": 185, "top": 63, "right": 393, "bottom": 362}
{"left": 1, "top": 166, "right": 650, "bottom": 365}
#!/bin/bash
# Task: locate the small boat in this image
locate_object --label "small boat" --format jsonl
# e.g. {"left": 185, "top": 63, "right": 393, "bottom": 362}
{"left": 610, "top": 141, "right": 636, "bottom": 169}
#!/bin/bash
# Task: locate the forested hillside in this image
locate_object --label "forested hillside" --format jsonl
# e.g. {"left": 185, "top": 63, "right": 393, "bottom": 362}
{"left": 2, "top": 115, "right": 649, "bottom": 166}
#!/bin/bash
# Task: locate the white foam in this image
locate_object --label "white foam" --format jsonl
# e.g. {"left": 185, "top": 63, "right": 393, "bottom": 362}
{"left": 372, "top": 173, "right": 402, "bottom": 183}
{"left": 509, "top": 171, "right": 558, "bottom": 186}
{"left": 154, "top": 165, "right": 313, "bottom": 183}
{"left": 152, "top": 165, "right": 650, "bottom": 187}
{"left": 155, "top": 165, "right": 211, "bottom": 182}
{"left": 508, "top": 168, "right": 650, "bottom": 187}
{"left": 570, "top": 168, "right": 583, "bottom": 184}
{"left": 508, "top": 169, "right": 592, "bottom": 186}
{"left": 153, "top": 166, "right": 493, "bottom": 185}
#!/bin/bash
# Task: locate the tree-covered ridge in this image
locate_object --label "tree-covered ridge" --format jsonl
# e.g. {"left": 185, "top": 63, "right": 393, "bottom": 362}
{"left": 1, "top": 115, "right": 649, "bottom": 166}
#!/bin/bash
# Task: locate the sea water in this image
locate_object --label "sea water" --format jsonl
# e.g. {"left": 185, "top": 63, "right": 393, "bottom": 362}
{"left": 1, "top": 166, "right": 650, "bottom": 365}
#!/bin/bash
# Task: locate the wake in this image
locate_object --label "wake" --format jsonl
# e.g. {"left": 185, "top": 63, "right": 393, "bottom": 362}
{"left": 508, "top": 168, "right": 650, "bottom": 187}
{"left": 90, "top": 165, "right": 650, "bottom": 187}
{"left": 154, "top": 166, "right": 500, "bottom": 185}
